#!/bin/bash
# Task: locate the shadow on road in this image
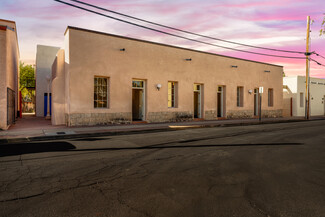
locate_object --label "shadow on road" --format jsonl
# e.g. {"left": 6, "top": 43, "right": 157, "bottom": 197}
{"left": 0, "top": 142, "right": 76, "bottom": 157}
{"left": 70, "top": 142, "right": 304, "bottom": 153}
{"left": 0, "top": 141, "right": 303, "bottom": 158}
{"left": 72, "top": 137, "right": 110, "bottom": 142}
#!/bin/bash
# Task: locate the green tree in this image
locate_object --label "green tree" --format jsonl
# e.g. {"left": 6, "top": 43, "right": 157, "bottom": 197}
{"left": 320, "top": 15, "right": 325, "bottom": 36}
{"left": 19, "top": 62, "right": 35, "bottom": 109}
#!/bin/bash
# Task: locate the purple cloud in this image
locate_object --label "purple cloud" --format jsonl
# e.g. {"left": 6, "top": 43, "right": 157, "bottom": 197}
{"left": 0, "top": 0, "right": 324, "bottom": 77}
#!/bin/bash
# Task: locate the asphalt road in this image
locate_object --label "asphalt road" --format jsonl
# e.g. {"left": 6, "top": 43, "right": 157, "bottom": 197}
{"left": 1, "top": 120, "right": 325, "bottom": 217}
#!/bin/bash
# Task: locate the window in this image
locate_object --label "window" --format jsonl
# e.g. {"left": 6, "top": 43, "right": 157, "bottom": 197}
{"left": 168, "top": 81, "right": 177, "bottom": 108}
{"left": 237, "top": 86, "right": 244, "bottom": 107}
{"left": 132, "top": 80, "right": 144, "bottom": 88}
{"left": 94, "top": 77, "right": 108, "bottom": 108}
{"left": 268, "top": 88, "right": 274, "bottom": 107}
{"left": 300, "top": 93, "right": 304, "bottom": 107}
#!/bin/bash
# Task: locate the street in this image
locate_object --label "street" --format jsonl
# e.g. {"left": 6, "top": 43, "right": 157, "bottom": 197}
{"left": 1, "top": 120, "right": 325, "bottom": 217}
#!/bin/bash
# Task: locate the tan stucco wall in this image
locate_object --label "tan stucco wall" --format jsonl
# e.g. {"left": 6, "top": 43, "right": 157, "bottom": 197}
{"left": 58, "top": 27, "right": 283, "bottom": 126}
{"left": 51, "top": 49, "right": 65, "bottom": 125}
{"left": 0, "top": 20, "right": 19, "bottom": 130}
{"left": 6, "top": 25, "right": 19, "bottom": 104}
{"left": 0, "top": 29, "right": 7, "bottom": 130}
{"left": 282, "top": 89, "right": 292, "bottom": 117}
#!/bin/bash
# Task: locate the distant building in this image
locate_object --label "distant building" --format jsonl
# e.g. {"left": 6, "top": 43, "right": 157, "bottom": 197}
{"left": 283, "top": 76, "right": 325, "bottom": 116}
{"left": 0, "top": 19, "right": 19, "bottom": 130}
{"left": 51, "top": 26, "right": 284, "bottom": 126}
{"left": 35, "top": 45, "right": 60, "bottom": 117}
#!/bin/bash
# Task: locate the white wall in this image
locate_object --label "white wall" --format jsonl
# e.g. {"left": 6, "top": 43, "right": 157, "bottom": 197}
{"left": 304, "top": 76, "right": 325, "bottom": 116}
{"left": 35, "top": 45, "right": 60, "bottom": 117}
{"left": 284, "top": 76, "right": 325, "bottom": 117}
{"left": 51, "top": 49, "right": 66, "bottom": 125}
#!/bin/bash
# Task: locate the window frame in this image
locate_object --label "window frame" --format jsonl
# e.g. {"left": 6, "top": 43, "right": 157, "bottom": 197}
{"left": 168, "top": 81, "right": 177, "bottom": 108}
{"left": 94, "top": 76, "right": 109, "bottom": 109}
{"left": 268, "top": 88, "right": 274, "bottom": 107}
{"left": 300, "top": 92, "right": 304, "bottom": 107}
{"left": 236, "top": 86, "right": 244, "bottom": 107}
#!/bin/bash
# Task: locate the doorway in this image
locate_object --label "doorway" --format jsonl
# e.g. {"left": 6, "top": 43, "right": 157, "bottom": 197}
{"left": 132, "top": 80, "right": 145, "bottom": 121}
{"left": 44, "top": 93, "right": 52, "bottom": 116}
{"left": 7, "top": 88, "right": 15, "bottom": 125}
{"left": 254, "top": 88, "right": 259, "bottom": 116}
{"left": 194, "top": 84, "right": 202, "bottom": 118}
{"left": 217, "top": 86, "right": 224, "bottom": 117}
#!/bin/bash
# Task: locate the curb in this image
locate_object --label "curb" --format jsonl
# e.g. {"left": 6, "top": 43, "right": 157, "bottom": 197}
{"left": 0, "top": 118, "right": 323, "bottom": 145}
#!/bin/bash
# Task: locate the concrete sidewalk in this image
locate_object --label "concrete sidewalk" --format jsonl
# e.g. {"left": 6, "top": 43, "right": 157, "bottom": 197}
{"left": 0, "top": 115, "right": 324, "bottom": 144}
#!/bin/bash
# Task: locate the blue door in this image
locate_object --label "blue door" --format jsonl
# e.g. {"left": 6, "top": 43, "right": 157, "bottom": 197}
{"left": 44, "top": 93, "right": 52, "bottom": 116}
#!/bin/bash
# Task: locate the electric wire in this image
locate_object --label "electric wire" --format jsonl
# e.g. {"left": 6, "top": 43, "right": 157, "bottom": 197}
{"left": 311, "top": 58, "right": 325, "bottom": 67}
{"left": 54, "top": 0, "right": 306, "bottom": 59}
{"left": 314, "top": 52, "right": 325, "bottom": 60}
{"left": 69, "top": 0, "right": 306, "bottom": 55}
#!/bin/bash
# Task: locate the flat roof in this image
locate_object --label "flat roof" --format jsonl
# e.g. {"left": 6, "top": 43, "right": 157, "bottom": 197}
{"left": 65, "top": 26, "right": 283, "bottom": 68}
{"left": 0, "top": 19, "right": 16, "bottom": 24}
{"left": 285, "top": 75, "right": 325, "bottom": 80}
{"left": 0, "top": 19, "right": 19, "bottom": 58}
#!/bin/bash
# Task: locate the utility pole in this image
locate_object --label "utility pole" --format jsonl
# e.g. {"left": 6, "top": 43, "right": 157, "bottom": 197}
{"left": 305, "top": 16, "right": 311, "bottom": 120}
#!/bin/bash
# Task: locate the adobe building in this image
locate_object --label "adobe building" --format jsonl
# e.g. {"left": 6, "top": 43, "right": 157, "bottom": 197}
{"left": 283, "top": 76, "right": 325, "bottom": 116}
{"left": 0, "top": 19, "right": 19, "bottom": 130}
{"left": 51, "top": 26, "right": 284, "bottom": 126}
{"left": 35, "top": 45, "right": 60, "bottom": 117}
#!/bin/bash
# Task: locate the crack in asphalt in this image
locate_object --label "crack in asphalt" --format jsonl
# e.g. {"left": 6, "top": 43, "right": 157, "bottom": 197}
{"left": 247, "top": 199, "right": 272, "bottom": 217}
{"left": 244, "top": 184, "right": 272, "bottom": 217}
{"left": 117, "top": 190, "right": 154, "bottom": 217}
{"left": 0, "top": 122, "right": 316, "bottom": 163}
{"left": 0, "top": 148, "right": 161, "bottom": 203}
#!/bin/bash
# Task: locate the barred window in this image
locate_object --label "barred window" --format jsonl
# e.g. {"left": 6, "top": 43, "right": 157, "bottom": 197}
{"left": 237, "top": 86, "right": 244, "bottom": 107}
{"left": 168, "top": 81, "right": 177, "bottom": 108}
{"left": 94, "top": 77, "right": 108, "bottom": 108}
{"left": 268, "top": 88, "right": 274, "bottom": 107}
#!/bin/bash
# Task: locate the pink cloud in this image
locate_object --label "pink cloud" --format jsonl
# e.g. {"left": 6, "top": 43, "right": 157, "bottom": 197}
{"left": 1, "top": 0, "right": 324, "bottom": 77}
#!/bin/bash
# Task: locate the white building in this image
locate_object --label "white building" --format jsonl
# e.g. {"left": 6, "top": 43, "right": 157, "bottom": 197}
{"left": 283, "top": 76, "right": 325, "bottom": 117}
{"left": 35, "top": 45, "right": 60, "bottom": 117}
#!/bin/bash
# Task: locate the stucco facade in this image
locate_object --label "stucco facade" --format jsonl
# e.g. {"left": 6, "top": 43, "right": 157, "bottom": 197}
{"left": 283, "top": 76, "right": 325, "bottom": 116}
{"left": 0, "top": 19, "right": 19, "bottom": 130}
{"left": 52, "top": 26, "right": 284, "bottom": 126}
{"left": 51, "top": 49, "right": 66, "bottom": 125}
{"left": 35, "top": 45, "right": 60, "bottom": 117}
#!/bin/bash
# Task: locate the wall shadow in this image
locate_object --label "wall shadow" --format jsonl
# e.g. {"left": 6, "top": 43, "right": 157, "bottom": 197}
{"left": 0, "top": 141, "right": 303, "bottom": 158}
{"left": 0, "top": 142, "right": 76, "bottom": 157}
{"left": 72, "top": 137, "right": 110, "bottom": 142}
{"left": 70, "top": 142, "right": 304, "bottom": 153}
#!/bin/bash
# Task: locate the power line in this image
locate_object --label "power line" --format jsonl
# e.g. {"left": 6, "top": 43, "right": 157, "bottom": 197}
{"left": 313, "top": 52, "right": 325, "bottom": 60}
{"left": 54, "top": 0, "right": 306, "bottom": 59}
{"left": 311, "top": 58, "right": 325, "bottom": 67}
{"left": 69, "top": 0, "right": 307, "bottom": 55}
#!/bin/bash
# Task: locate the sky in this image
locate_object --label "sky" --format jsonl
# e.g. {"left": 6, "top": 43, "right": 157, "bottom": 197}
{"left": 1, "top": 0, "right": 324, "bottom": 78}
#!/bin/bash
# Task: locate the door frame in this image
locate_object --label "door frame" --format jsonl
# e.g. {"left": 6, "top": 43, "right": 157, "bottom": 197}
{"left": 7, "top": 88, "right": 15, "bottom": 126}
{"left": 132, "top": 79, "right": 146, "bottom": 121}
{"left": 217, "top": 86, "right": 225, "bottom": 118}
{"left": 194, "top": 84, "right": 202, "bottom": 118}
{"left": 254, "top": 88, "right": 259, "bottom": 116}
